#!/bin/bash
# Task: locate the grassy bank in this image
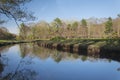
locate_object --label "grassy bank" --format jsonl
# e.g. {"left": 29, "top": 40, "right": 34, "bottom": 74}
{"left": 1, "top": 38, "right": 120, "bottom": 53}
{"left": 37, "top": 38, "right": 120, "bottom": 54}
{"left": 0, "top": 40, "right": 23, "bottom": 46}
{"left": 0, "top": 40, "right": 40, "bottom": 47}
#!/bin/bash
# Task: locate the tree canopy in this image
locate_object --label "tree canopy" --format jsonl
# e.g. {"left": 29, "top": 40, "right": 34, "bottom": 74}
{"left": 105, "top": 17, "right": 113, "bottom": 34}
{"left": 0, "top": 0, "right": 35, "bottom": 25}
{"left": 81, "top": 19, "right": 87, "bottom": 27}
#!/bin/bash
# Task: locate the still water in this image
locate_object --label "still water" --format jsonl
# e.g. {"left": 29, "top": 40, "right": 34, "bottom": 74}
{"left": 0, "top": 43, "right": 120, "bottom": 80}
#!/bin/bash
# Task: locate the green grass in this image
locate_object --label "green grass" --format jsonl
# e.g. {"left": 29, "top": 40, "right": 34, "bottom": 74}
{"left": 0, "top": 40, "right": 9, "bottom": 42}
{"left": 0, "top": 39, "right": 35, "bottom": 46}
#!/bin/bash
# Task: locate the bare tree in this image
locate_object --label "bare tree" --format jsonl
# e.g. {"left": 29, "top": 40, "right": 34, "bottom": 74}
{"left": 0, "top": 0, "right": 35, "bottom": 28}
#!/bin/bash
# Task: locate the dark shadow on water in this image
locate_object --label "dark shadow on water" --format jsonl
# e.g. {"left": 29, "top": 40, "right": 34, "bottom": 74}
{"left": 100, "top": 51, "right": 120, "bottom": 62}
{"left": 56, "top": 44, "right": 120, "bottom": 62}
{"left": 69, "top": 44, "right": 74, "bottom": 53}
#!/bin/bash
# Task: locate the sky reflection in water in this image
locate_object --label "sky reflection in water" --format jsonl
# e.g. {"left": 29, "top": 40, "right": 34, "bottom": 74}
{"left": 0, "top": 43, "right": 120, "bottom": 80}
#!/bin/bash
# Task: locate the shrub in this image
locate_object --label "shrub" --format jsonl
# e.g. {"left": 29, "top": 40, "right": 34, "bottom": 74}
{"left": 50, "top": 36, "right": 66, "bottom": 41}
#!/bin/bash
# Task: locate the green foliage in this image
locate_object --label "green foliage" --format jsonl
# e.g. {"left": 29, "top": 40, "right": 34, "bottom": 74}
{"left": 19, "top": 23, "right": 30, "bottom": 40}
{"left": 72, "top": 21, "right": 78, "bottom": 30}
{"left": 50, "top": 36, "right": 66, "bottom": 41}
{"left": 54, "top": 18, "right": 62, "bottom": 26}
{"left": 20, "top": 23, "right": 25, "bottom": 28}
{"left": 81, "top": 19, "right": 87, "bottom": 27}
{"left": 67, "top": 24, "right": 72, "bottom": 30}
{"left": 94, "top": 41, "right": 106, "bottom": 47}
{"left": 104, "top": 17, "right": 113, "bottom": 34}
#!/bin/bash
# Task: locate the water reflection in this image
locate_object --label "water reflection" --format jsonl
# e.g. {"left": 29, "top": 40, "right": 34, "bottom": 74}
{"left": 0, "top": 45, "right": 37, "bottom": 80}
{"left": 19, "top": 43, "right": 115, "bottom": 63}
{"left": 0, "top": 43, "right": 120, "bottom": 80}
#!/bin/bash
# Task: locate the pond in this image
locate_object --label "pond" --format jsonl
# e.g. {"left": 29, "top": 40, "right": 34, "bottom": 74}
{"left": 0, "top": 43, "right": 120, "bottom": 80}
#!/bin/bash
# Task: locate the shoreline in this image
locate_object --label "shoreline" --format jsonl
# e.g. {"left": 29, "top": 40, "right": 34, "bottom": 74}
{"left": 36, "top": 39, "right": 120, "bottom": 61}
{"left": 1, "top": 39, "right": 120, "bottom": 53}
{"left": 0, "top": 40, "right": 40, "bottom": 47}
{"left": 37, "top": 39, "right": 120, "bottom": 54}
{"left": 0, "top": 39, "right": 120, "bottom": 61}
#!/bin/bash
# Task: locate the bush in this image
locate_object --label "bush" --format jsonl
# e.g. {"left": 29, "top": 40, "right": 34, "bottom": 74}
{"left": 50, "top": 36, "right": 66, "bottom": 41}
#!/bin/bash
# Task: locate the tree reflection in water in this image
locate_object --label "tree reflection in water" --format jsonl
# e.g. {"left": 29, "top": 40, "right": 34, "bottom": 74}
{"left": 0, "top": 58, "right": 4, "bottom": 78}
{"left": 0, "top": 45, "right": 38, "bottom": 80}
{"left": 0, "top": 43, "right": 120, "bottom": 80}
{"left": 19, "top": 43, "right": 115, "bottom": 63}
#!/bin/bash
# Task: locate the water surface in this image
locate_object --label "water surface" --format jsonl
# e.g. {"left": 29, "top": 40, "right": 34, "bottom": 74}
{"left": 0, "top": 43, "right": 120, "bottom": 80}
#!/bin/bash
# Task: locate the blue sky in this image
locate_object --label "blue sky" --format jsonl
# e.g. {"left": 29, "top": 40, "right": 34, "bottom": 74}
{"left": 1, "top": 0, "right": 120, "bottom": 34}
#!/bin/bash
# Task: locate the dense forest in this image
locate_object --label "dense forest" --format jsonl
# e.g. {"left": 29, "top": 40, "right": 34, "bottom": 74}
{"left": 18, "top": 15, "right": 120, "bottom": 40}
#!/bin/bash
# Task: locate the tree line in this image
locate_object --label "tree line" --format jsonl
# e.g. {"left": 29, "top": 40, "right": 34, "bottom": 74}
{"left": 0, "top": 0, "right": 120, "bottom": 40}
{"left": 18, "top": 16, "right": 120, "bottom": 40}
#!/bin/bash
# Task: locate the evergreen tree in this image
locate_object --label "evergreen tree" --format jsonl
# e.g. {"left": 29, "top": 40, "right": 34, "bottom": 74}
{"left": 105, "top": 17, "right": 113, "bottom": 34}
